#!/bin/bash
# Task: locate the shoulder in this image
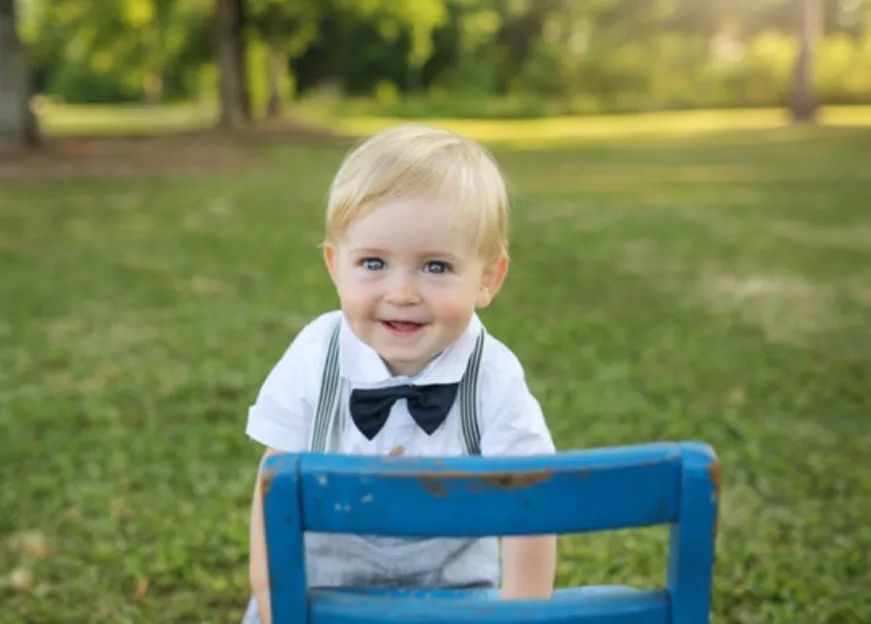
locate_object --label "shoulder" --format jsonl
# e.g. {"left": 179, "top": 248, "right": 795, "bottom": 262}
{"left": 291, "top": 309, "right": 343, "bottom": 352}
{"left": 246, "top": 310, "right": 343, "bottom": 451}
{"left": 257, "top": 309, "right": 342, "bottom": 396}
{"left": 273, "top": 309, "right": 342, "bottom": 367}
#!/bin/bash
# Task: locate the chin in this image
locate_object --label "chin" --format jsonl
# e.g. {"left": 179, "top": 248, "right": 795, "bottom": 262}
{"left": 379, "top": 349, "right": 423, "bottom": 365}
{"left": 378, "top": 349, "right": 429, "bottom": 374}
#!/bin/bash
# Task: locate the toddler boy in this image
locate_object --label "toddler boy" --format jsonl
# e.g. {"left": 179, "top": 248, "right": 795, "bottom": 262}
{"left": 244, "top": 124, "right": 557, "bottom": 624}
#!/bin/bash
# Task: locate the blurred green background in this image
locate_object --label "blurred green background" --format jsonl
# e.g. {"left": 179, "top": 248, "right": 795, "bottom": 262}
{"left": 1, "top": 1, "right": 870, "bottom": 623}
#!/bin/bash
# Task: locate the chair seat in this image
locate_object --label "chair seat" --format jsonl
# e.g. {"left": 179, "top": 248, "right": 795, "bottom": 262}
{"left": 310, "top": 585, "right": 670, "bottom": 624}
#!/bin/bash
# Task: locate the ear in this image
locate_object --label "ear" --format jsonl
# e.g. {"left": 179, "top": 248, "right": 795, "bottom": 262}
{"left": 323, "top": 243, "right": 340, "bottom": 287}
{"left": 476, "top": 254, "right": 509, "bottom": 308}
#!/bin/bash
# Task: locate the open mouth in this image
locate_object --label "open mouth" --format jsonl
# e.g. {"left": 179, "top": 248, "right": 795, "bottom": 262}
{"left": 381, "top": 320, "right": 426, "bottom": 334}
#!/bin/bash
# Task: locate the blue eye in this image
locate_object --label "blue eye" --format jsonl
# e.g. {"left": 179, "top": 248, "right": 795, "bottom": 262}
{"left": 362, "top": 258, "right": 385, "bottom": 271}
{"left": 424, "top": 261, "right": 450, "bottom": 274}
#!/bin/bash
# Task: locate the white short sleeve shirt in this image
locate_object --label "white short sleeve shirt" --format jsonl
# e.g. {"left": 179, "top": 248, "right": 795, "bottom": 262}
{"left": 246, "top": 310, "right": 555, "bottom": 458}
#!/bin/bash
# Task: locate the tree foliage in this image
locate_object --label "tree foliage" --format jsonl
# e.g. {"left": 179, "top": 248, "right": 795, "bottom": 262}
{"left": 15, "top": 0, "right": 871, "bottom": 116}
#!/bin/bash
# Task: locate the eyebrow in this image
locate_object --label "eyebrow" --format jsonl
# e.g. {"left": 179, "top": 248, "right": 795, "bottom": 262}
{"left": 420, "top": 251, "right": 463, "bottom": 263}
{"left": 348, "top": 247, "right": 388, "bottom": 257}
{"left": 349, "top": 248, "right": 463, "bottom": 263}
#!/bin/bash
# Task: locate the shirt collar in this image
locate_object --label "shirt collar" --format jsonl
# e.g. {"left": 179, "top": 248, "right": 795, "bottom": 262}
{"left": 338, "top": 314, "right": 483, "bottom": 387}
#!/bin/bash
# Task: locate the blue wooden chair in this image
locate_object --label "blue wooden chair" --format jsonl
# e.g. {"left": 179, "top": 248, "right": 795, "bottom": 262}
{"left": 260, "top": 441, "right": 720, "bottom": 623}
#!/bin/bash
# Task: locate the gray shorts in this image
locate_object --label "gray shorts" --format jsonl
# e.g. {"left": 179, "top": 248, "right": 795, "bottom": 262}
{"left": 241, "top": 533, "right": 499, "bottom": 623}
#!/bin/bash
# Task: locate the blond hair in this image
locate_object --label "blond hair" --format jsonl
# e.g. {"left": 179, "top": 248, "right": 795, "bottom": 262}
{"left": 324, "top": 124, "right": 509, "bottom": 262}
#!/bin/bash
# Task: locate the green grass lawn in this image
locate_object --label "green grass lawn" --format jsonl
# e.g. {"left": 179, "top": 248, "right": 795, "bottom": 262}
{"left": 2, "top": 120, "right": 870, "bottom": 623}
{"left": 35, "top": 99, "right": 871, "bottom": 141}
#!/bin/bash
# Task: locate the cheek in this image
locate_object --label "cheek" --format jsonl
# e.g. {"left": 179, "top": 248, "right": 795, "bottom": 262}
{"left": 336, "top": 272, "right": 379, "bottom": 303}
{"left": 421, "top": 276, "right": 477, "bottom": 313}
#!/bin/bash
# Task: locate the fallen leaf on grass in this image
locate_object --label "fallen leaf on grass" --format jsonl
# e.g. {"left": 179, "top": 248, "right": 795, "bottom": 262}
{"left": 22, "top": 532, "right": 52, "bottom": 559}
{"left": 5, "top": 531, "right": 53, "bottom": 559}
{"left": 133, "top": 577, "right": 150, "bottom": 602}
{"left": 7, "top": 567, "right": 34, "bottom": 592}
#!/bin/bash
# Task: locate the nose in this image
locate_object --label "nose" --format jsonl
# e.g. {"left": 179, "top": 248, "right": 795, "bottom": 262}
{"left": 384, "top": 273, "right": 421, "bottom": 306}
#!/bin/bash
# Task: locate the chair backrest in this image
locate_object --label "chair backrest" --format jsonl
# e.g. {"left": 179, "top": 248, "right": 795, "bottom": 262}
{"left": 261, "top": 441, "right": 720, "bottom": 623}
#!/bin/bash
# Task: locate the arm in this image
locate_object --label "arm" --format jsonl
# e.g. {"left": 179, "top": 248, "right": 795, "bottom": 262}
{"left": 476, "top": 345, "right": 559, "bottom": 599}
{"left": 249, "top": 447, "right": 284, "bottom": 624}
{"left": 500, "top": 535, "right": 557, "bottom": 599}
{"left": 244, "top": 314, "right": 334, "bottom": 622}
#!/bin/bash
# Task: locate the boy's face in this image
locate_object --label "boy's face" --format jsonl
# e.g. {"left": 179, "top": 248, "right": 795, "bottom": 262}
{"left": 324, "top": 196, "right": 508, "bottom": 377}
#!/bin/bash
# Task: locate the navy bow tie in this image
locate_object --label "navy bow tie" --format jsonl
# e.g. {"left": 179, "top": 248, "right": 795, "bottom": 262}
{"left": 349, "top": 383, "right": 459, "bottom": 440}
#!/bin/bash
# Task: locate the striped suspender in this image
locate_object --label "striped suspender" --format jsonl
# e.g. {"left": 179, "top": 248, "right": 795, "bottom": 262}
{"left": 308, "top": 321, "right": 342, "bottom": 453}
{"left": 309, "top": 320, "right": 486, "bottom": 456}
{"left": 458, "top": 329, "right": 486, "bottom": 456}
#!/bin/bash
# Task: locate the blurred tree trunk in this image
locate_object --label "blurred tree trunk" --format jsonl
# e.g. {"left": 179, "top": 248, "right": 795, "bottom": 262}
{"left": 0, "top": 0, "right": 40, "bottom": 148}
{"left": 789, "top": 0, "right": 822, "bottom": 123}
{"left": 494, "top": 6, "right": 546, "bottom": 95}
{"left": 215, "top": 0, "right": 251, "bottom": 128}
{"left": 266, "top": 2, "right": 284, "bottom": 119}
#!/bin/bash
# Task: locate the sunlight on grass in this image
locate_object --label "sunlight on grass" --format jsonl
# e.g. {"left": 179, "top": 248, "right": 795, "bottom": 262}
{"left": 302, "top": 105, "right": 871, "bottom": 146}
{"left": 38, "top": 101, "right": 218, "bottom": 137}
{"left": 697, "top": 272, "right": 834, "bottom": 345}
{"left": 35, "top": 101, "right": 871, "bottom": 146}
